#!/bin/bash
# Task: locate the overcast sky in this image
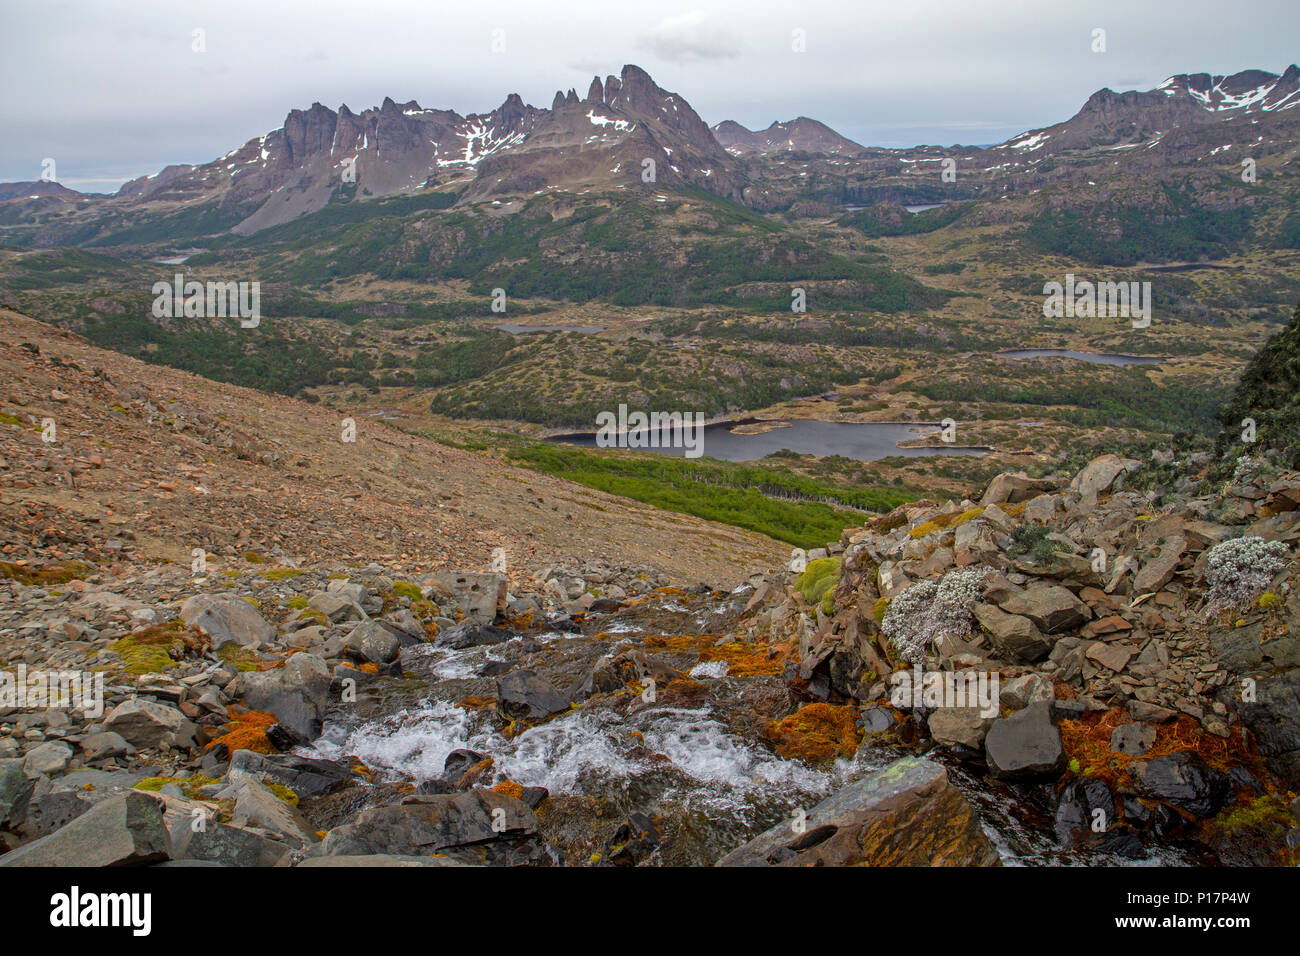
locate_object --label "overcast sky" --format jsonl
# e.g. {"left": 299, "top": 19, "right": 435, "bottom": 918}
{"left": 2, "top": 0, "right": 1296, "bottom": 192}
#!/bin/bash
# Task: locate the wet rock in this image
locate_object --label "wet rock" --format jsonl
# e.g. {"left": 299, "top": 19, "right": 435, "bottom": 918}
{"left": 180, "top": 592, "right": 274, "bottom": 649}
{"left": 1054, "top": 777, "right": 1114, "bottom": 846}
{"left": 984, "top": 702, "right": 1065, "bottom": 780}
{"left": 496, "top": 669, "right": 570, "bottom": 720}
{"left": 438, "top": 621, "right": 514, "bottom": 650}
{"left": 857, "top": 706, "right": 897, "bottom": 736}
{"left": 316, "top": 789, "right": 547, "bottom": 865}
{"left": 1128, "top": 752, "right": 1233, "bottom": 818}
{"left": 442, "top": 749, "right": 488, "bottom": 781}
{"left": 227, "top": 749, "right": 353, "bottom": 800}
{"left": 716, "top": 756, "right": 998, "bottom": 866}
{"left": 0, "top": 791, "right": 171, "bottom": 867}
{"left": 603, "top": 812, "right": 661, "bottom": 866}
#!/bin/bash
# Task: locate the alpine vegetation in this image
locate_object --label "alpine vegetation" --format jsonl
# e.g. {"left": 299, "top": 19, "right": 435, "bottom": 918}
{"left": 881, "top": 567, "right": 988, "bottom": 664}
{"left": 1204, "top": 535, "right": 1290, "bottom": 616}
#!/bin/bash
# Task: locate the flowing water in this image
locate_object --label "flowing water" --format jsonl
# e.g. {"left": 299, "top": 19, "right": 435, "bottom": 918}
{"left": 305, "top": 587, "right": 1196, "bottom": 866}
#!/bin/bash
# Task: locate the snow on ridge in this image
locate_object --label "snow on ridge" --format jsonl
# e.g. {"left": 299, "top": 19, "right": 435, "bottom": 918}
{"left": 586, "top": 109, "right": 633, "bottom": 132}
{"left": 1008, "top": 132, "right": 1050, "bottom": 151}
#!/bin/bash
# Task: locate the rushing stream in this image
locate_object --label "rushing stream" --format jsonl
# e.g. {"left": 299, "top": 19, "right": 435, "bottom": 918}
{"left": 304, "top": 587, "right": 1197, "bottom": 866}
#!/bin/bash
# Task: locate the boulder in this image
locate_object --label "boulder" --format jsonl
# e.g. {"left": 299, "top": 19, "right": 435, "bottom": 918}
{"left": 974, "top": 603, "right": 1051, "bottom": 662}
{"left": 307, "top": 592, "right": 360, "bottom": 623}
{"left": 927, "top": 707, "right": 994, "bottom": 749}
{"left": 1070, "top": 454, "right": 1141, "bottom": 504}
{"left": 997, "top": 583, "right": 1090, "bottom": 634}
{"left": 226, "top": 749, "right": 353, "bottom": 800}
{"left": 1129, "top": 752, "right": 1233, "bottom": 818}
{"left": 229, "top": 780, "right": 317, "bottom": 847}
{"left": 981, "top": 472, "right": 1057, "bottom": 506}
{"left": 104, "top": 697, "right": 197, "bottom": 750}
{"left": 180, "top": 593, "right": 274, "bottom": 649}
{"left": 0, "top": 791, "right": 171, "bottom": 866}
{"left": 984, "top": 702, "right": 1065, "bottom": 779}
{"left": 1085, "top": 642, "right": 1135, "bottom": 673}
{"left": 237, "top": 652, "right": 330, "bottom": 741}
{"left": 23, "top": 741, "right": 72, "bottom": 777}
{"left": 430, "top": 572, "right": 506, "bottom": 624}
{"left": 716, "top": 756, "right": 998, "bottom": 866}
{"left": 0, "top": 759, "right": 33, "bottom": 829}
{"left": 344, "top": 620, "right": 401, "bottom": 664}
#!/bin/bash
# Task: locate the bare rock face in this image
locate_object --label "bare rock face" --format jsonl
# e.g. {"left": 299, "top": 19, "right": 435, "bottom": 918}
{"left": 716, "top": 757, "right": 999, "bottom": 866}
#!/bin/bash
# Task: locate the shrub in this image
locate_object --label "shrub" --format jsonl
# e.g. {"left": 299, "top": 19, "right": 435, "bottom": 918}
{"left": 1008, "top": 524, "right": 1064, "bottom": 564}
{"left": 881, "top": 568, "right": 987, "bottom": 663}
{"left": 1204, "top": 536, "right": 1290, "bottom": 615}
{"left": 796, "top": 557, "right": 842, "bottom": 610}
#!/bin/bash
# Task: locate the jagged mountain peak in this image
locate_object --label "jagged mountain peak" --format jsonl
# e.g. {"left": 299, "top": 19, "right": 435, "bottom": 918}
{"left": 712, "top": 116, "right": 866, "bottom": 157}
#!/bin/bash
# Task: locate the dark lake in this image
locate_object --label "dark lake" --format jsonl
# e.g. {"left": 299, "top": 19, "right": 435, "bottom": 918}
{"left": 553, "top": 419, "right": 990, "bottom": 463}
{"left": 998, "top": 348, "right": 1161, "bottom": 367}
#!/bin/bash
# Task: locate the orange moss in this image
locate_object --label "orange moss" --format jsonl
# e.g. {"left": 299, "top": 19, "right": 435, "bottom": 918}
{"left": 206, "top": 708, "right": 277, "bottom": 755}
{"left": 458, "top": 695, "right": 496, "bottom": 711}
{"left": 358, "top": 662, "right": 379, "bottom": 674}
{"left": 1060, "top": 707, "right": 1274, "bottom": 793}
{"left": 642, "top": 633, "right": 789, "bottom": 676}
{"left": 492, "top": 780, "right": 525, "bottom": 800}
{"left": 764, "top": 703, "right": 863, "bottom": 764}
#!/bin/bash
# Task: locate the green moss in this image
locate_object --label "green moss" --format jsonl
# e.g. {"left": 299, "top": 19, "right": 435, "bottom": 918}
{"left": 296, "top": 608, "right": 329, "bottom": 626}
{"left": 796, "top": 557, "right": 842, "bottom": 610}
{"left": 243, "top": 552, "right": 267, "bottom": 564}
{"left": 259, "top": 567, "right": 305, "bottom": 581}
{"left": 872, "top": 596, "right": 890, "bottom": 624}
{"left": 0, "top": 413, "right": 28, "bottom": 428}
{"left": 0, "top": 560, "right": 93, "bottom": 586}
{"left": 287, "top": 596, "right": 308, "bottom": 610}
{"left": 1258, "top": 592, "right": 1280, "bottom": 609}
{"left": 267, "top": 783, "right": 300, "bottom": 807}
{"left": 133, "top": 774, "right": 219, "bottom": 799}
{"left": 106, "top": 635, "right": 177, "bottom": 674}
{"left": 216, "top": 644, "right": 261, "bottom": 672}
{"left": 392, "top": 580, "right": 423, "bottom": 601}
